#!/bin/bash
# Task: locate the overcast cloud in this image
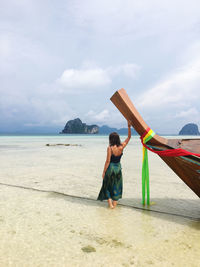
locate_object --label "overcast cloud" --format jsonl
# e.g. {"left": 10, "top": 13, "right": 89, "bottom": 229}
{"left": 1, "top": 0, "right": 200, "bottom": 133}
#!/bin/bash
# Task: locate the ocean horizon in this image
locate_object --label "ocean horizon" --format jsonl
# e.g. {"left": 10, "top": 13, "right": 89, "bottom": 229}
{"left": 1, "top": 132, "right": 199, "bottom": 137}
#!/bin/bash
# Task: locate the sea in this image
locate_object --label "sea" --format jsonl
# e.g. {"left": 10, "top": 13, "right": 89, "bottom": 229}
{"left": 0, "top": 134, "right": 199, "bottom": 266}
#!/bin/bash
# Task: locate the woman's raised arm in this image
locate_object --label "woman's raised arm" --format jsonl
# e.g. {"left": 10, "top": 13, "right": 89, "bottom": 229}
{"left": 122, "top": 121, "right": 131, "bottom": 148}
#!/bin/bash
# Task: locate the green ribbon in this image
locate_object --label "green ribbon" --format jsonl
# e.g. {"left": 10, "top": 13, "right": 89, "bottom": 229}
{"left": 142, "top": 130, "right": 155, "bottom": 205}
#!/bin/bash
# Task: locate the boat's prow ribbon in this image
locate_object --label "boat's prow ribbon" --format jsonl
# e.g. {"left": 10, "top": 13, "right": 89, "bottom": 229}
{"left": 140, "top": 127, "right": 200, "bottom": 205}
{"left": 140, "top": 127, "right": 155, "bottom": 205}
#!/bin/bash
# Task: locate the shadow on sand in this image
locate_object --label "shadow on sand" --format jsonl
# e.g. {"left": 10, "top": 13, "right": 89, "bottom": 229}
{"left": 0, "top": 181, "right": 199, "bottom": 229}
{"left": 47, "top": 191, "right": 200, "bottom": 230}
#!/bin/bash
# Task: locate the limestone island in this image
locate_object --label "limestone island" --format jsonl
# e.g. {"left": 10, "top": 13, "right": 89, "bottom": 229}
{"left": 60, "top": 118, "right": 99, "bottom": 134}
{"left": 179, "top": 123, "right": 200, "bottom": 135}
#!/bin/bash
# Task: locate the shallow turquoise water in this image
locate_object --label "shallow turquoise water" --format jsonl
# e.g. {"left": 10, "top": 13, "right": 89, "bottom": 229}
{"left": 0, "top": 134, "right": 199, "bottom": 218}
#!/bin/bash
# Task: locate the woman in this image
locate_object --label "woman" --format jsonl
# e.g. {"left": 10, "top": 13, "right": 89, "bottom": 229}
{"left": 97, "top": 121, "right": 131, "bottom": 208}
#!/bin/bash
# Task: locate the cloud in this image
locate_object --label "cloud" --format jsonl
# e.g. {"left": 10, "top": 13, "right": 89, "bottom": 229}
{"left": 86, "top": 109, "right": 109, "bottom": 123}
{"left": 57, "top": 68, "right": 111, "bottom": 90}
{"left": 1, "top": 0, "right": 200, "bottom": 133}
{"left": 137, "top": 57, "right": 200, "bottom": 110}
{"left": 175, "top": 108, "right": 200, "bottom": 121}
{"left": 85, "top": 107, "right": 129, "bottom": 128}
{"left": 131, "top": 54, "right": 200, "bottom": 133}
{"left": 56, "top": 63, "right": 140, "bottom": 93}
{"left": 107, "top": 64, "right": 141, "bottom": 79}
{"left": 0, "top": 60, "right": 140, "bottom": 130}
{"left": 70, "top": 0, "right": 200, "bottom": 39}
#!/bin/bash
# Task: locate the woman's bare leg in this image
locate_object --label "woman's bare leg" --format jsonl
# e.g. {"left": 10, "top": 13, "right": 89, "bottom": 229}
{"left": 107, "top": 198, "right": 114, "bottom": 209}
{"left": 112, "top": 200, "right": 117, "bottom": 208}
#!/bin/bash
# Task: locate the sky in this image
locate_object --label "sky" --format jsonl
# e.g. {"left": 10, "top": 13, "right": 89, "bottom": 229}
{"left": 1, "top": 0, "right": 200, "bottom": 134}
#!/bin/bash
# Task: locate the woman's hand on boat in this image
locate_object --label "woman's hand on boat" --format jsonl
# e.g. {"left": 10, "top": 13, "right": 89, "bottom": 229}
{"left": 102, "top": 172, "right": 105, "bottom": 179}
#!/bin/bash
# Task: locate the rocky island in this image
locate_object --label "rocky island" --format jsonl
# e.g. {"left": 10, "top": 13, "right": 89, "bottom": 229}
{"left": 60, "top": 118, "right": 136, "bottom": 135}
{"left": 179, "top": 123, "right": 200, "bottom": 135}
{"left": 60, "top": 118, "right": 99, "bottom": 134}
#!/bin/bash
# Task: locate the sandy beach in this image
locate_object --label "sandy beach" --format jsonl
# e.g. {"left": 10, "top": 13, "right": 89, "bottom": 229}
{"left": 0, "top": 135, "right": 200, "bottom": 266}
{"left": 0, "top": 185, "right": 199, "bottom": 267}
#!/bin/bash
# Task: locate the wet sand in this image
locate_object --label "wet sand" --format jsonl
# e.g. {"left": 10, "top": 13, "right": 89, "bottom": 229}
{"left": 0, "top": 185, "right": 199, "bottom": 267}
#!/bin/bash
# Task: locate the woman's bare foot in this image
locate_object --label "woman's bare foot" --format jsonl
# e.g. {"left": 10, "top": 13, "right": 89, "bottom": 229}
{"left": 113, "top": 200, "right": 117, "bottom": 208}
{"left": 108, "top": 199, "right": 114, "bottom": 209}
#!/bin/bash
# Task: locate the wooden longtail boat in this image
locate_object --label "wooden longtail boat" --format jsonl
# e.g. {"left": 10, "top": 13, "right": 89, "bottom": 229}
{"left": 110, "top": 88, "right": 200, "bottom": 198}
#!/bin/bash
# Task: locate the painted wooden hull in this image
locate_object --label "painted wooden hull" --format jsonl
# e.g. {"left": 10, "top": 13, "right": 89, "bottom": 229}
{"left": 110, "top": 88, "right": 200, "bottom": 197}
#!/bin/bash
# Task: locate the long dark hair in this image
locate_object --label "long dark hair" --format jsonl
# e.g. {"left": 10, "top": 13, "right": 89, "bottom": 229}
{"left": 109, "top": 132, "right": 121, "bottom": 147}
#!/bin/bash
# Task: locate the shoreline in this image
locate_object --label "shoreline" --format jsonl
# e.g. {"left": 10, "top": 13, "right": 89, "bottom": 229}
{"left": 0, "top": 182, "right": 199, "bottom": 221}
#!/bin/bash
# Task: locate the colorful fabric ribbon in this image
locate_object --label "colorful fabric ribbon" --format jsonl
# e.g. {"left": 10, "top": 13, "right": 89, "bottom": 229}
{"left": 141, "top": 127, "right": 155, "bottom": 205}
{"left": 142, "top": 139, "right": 200, "bottom": 157}
{"left": 140, "top": 127, "right": 200, "bottom": 206}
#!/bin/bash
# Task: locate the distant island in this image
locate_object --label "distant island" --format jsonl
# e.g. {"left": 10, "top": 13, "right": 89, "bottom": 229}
{"left": 98, "top": 125, "right": 135, "bottom": 135}
{"left": 60, "top": 118, "right": 136, "bottom": 135}
{"left": 60, "top": 118, "right": 200, "bottom": 135}
{"left": 61, "top": 118, "right": 99, "bottom": 134}
{"left": 179, "top": 123, "right": 200, "bottom": 135}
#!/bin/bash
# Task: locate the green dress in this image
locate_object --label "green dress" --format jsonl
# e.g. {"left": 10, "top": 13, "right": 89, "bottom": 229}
{"left": 97, "top": 153, "right": 123, "bottom": 201}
